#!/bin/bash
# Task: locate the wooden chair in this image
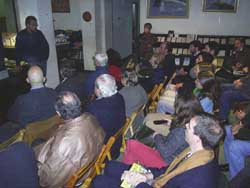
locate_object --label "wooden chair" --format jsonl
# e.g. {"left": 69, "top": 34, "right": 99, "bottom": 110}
{"left": 149, "top": 83, "right": 164, "bottom": 112}
{"left": 80, "top": 137, "right": 115, "bottom": 188}
{"left": 0, "top": 129, "right": 25, "bottom": 151}
{"left": 24, "top": 115, "right": 62, "bottom": 145}
{"left": 147, "top": 84, "right": 158, "bottom": 100}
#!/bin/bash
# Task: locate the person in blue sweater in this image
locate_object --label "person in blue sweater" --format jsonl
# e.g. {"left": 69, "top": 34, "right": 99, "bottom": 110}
{"left": 15, "top": 16, "right": 49, "bottom": 75}
{"left": 85, "top": 74, "right": 126, "bottom": 159}
{"left": 84, "top": 53, "right": 108, "bottom": 98}
{"left": 92, "top": 113, "right": 223, "bottom": 188}
{"left": 0, "top": 142, "right": 39, "bottom": 188}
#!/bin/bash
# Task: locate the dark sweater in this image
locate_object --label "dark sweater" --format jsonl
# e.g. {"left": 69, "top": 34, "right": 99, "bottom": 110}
{"left": 7, "top": 87, "right": 57, "bottom": 127}
{"left": 15, "top": 29, "right": 49, "bottom": 64}
{"left": 0, "top": 142, "right": 39, "bottom": 188}
{"left": 85, "top": 93, "right": 126, "bottom": 159}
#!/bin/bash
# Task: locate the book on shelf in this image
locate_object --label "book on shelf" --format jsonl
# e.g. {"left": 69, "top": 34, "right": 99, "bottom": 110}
{"left": 167, "top": 37, "right": 171, "bottom": 42}
{"left": 177, "top": 48, "right": 183, "bottom": 55}
{"left": 176, "top": 37, "right": 182, "bottom": 43}
{"left": 183, "top": 57, "right": 191, "bottom": 66}
{"left": 197, "top": 38, "right": 203, "bottom": 43}
{"left": 217, "top": 50, "right": 226, "bottom": 57}
{"left": 171, "top": 37, "right": 177, "bottom": 43}
{"left": 183, "top": 48, "right": 189, "bottom": 55}
{"left": 246, "top": 39, "right": 250, "bottom": 45}
{"left": 181, "top": 37, "right": 187, "bottom": 43}
{"left": 229, "top": 38, "right": 235, "bottom": 45}
{"left": 203, "top": 38, "right": 209, "bottom": 43}
{"left": 209, "top": 38, "right": 215, "bottom": 42}
{"left": 174, "top": 57, "right": 181, "bottom": 65}
{"left": 157, "top": 36, "right": 161, "bottom": 42}
{"left": 161, "top": 36, "right": 165, "bottom": 42}
{"left": 214, "top": 38, "right": 220, "bottom": 43}
{"left": 221, "top": 38, "right": 226, "bottom": 45}
{"left": 172, "top": 48, "right": 178, "bottom": 55}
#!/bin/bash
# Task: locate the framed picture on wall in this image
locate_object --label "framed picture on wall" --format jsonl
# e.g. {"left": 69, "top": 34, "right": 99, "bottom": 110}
{"left": 203, "top": 0, "right": 238, "bottom": 12}
{"left": 51, "top": 0, "right": 70, "bottom": 13}
{"left": 147, "top": 0, "right": 189, "bottom": 18}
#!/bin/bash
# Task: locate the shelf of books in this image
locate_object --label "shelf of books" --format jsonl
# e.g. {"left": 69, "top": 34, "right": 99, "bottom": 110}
{"left": 154, "top": 33, "right": 250, "bottom": 58}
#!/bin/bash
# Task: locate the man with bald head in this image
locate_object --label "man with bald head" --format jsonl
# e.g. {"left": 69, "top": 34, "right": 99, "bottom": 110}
{"left": 7, "top": 65, "right": 57, "bottom": 127}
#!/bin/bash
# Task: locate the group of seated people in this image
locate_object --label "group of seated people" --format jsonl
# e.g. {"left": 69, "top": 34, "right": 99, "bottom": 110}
{"left": 0, "top": 31, "right": 250, "bottom": 188}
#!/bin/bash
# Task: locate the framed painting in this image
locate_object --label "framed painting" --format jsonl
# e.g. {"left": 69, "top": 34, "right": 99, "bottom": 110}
{"left": 51, "top": 0, "right": 70, "bottom": 13}
{"left": 147, "top": 0, "right": 189, "bottom": 18}
{"left": 203, "top": 0, "right": 238, "bottom": 12}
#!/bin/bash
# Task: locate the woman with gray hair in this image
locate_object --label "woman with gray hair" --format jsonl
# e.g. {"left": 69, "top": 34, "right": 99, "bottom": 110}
{"left": 85, "top": 74, "right": 126, "bottom": 159}
{"left": 119, "top": 70, "right": 147, "bottom": 117}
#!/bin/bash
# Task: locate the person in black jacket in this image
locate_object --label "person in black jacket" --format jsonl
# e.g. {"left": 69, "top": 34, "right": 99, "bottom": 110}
{"left": 15, "top": 16, "right": 49, "bottom": 75}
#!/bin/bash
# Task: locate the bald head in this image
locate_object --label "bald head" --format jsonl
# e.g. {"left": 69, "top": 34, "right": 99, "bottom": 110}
{"left": 27, "top": 66, "right": 45, "bottom": 86}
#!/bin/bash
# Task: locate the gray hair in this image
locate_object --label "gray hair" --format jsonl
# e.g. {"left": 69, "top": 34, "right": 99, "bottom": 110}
{"left": 193, "top": 114, "right": 224, "bottom": 149}
{"left": 95, "top": 74, "right": 117, "bottom": 98}
{"left": 94, "top": 53, "right": 108, "bottom": 67}
{"left": 121, "top": 70, "right": 138, "bottom": 86}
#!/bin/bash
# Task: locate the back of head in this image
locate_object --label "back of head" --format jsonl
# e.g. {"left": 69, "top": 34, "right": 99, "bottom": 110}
{"left": 144, "top": 23, "right": 152, "bottom": 30}
{"left": 172, "top": 93, "right": 203, "bottom": 128}
{"left": 190, "top": 40, "right": 202, "bottom": 51}
{"left": 54, "top": 91, "right": 82, "bottom": 120}
{"left": 95, "top": 74, "right": 117, "bottom": 98}
{"left": 197, "top": 52, "right": 214, "bottom": 64}
{"left": 198, "top": 71, "right": 220, "bottom": 101}
{"left": 193, "top": 113, "right": 223, "bottom": 149}
{"left": 60, "top": 64, "right": 77, "bottom": 80}
{"left": 25, "top": 16, "right": 37, "bottom": 26}
{"left": 94, "top": 53, "right": 108, "bottom": 67}
{"left": 106, "top": 48, "right": 122, "bottom": 67}
{"left": 121, "top": 70, "right": 138, "bottom": 87}
{"left": 27, "top": 66, "right": 44, "bottom": 86}
{"left": 205, "top": 41, "right": 220, "bottom": 56}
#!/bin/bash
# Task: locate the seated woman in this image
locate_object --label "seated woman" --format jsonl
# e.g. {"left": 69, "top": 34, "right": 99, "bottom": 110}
{"left": 154, "top": 94, "right": 203, "bottom": 164}
{"left": 224, "top": 102, "right": 250, "bottom": 179}
{"left": 119, "top": 69, "right": 147, "bottom": 118}
{"left": 92, "top": 113, "right": 223, "bottom": 188}
{"left": 194, "top": 71, "right": 220, "bottom": 114}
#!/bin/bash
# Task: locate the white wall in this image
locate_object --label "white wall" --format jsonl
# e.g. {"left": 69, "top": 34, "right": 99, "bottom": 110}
{"left": 52, "top": 0, "right": 81, "bottom": 30}
{"left": 140, "top": 0, "right": 250, "bottom": 35}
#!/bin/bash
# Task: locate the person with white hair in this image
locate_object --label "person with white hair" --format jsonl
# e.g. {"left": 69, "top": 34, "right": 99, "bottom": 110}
{"left": 85, "top": 74, "right": 126, "bottom": 159}
{"left": 84, "top": 53, "right": 108, "bottom": 98}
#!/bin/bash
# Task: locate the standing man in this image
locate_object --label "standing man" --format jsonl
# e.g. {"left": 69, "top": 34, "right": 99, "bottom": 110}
{"left": 15, "top": 16, "right": 49, "bottom": 75}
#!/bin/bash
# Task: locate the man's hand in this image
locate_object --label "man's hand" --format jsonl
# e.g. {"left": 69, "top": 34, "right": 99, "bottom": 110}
{"left": 121, "top": 171, "right": 153, "bottom": 186}
{"left": 231, "top": 124, "right": 243, "bottom": 135}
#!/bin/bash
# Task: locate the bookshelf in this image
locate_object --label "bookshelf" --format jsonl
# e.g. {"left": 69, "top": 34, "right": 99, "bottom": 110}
{"left": 154, "top": 33, "right": 250, "bottom": 58}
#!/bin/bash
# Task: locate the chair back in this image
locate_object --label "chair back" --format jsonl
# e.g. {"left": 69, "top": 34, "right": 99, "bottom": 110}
{"left": 147, "top": 84, "right": 158, "bottom": 101}
{"left": 24, "top": 115, "right": 62, "bottom": 145}
{"left": 0, "top": 129, "right": 25, "bottom": 151}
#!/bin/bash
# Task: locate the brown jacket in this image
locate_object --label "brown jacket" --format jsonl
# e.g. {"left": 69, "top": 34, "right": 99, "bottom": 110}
{"left": 35, "top": 113, "right": 105, "bottom": 188}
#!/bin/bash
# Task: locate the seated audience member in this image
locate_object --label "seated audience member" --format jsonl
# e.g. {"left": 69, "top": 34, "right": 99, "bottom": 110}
{"left": 230, "top": 38, "right": 250, "bottom": 71}
{"left": 154, "top": 42, "right": 171, "bottom": 63}
{"left": 203, "top": 41, "right": 220, "bottom": 66}
{"left": 55, "top": 64, "right": 87, "bottom": 101}
{"left": 219, "top": 65, "right": 250, "bottom": 122}
{"left": 85, "top": 74, "right": 126, "bottom": 159}
{"left": 92, "top": 113, "right": 223, "bottom": 188}
{"left": 189, "top": 51, "right": 214, "bottom": 79}
{"left": 224, "top": 103, "right": 250, "bottom": 179}
{"left": 84, "top": 53, "right": 108, "bottom": 97}
{"left": 8, "top": 65, "right": 57, "bottom": 127}
{"left": 36, "top": 91, "right": 105, "bottom": 188}
{"left": 215, "top": 56, "right": 235, "bottom": 83}
{"left": 189, "top": 40, "right": 203, "bottom": 67}
{"left": 119, "top": 70, "right": 147, "bottom": 117}
{"left": 0, "top": 142, "right": 39, "bottom": 188}
{"left": 107, "top": 48, "right": 123, "bottom": 86}
{"left": 155, "top": 94, "right": 203, "bottom": 164}
{"left": 150, "top": 54, "right": 165, "bottom": 84}
{"left": 194, "top": 71, "right": 220, "bottom": 114}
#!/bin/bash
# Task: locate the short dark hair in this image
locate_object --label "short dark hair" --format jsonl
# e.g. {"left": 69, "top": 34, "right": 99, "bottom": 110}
{"left": 144, "top": 23, "right": 152, "bottom": 30}
{"left": 54, "top": 91, "right": 82, "bottom": 120}
{"left": 196, "top": 52, "right": 214, "bottom": 64}
{"left": 193, "top": 114, "right": 223, "bottom": 149}
{"left": 205, "top": 41, "right": 220, "bottom": 56}
{"left": 25, "top": 16, "right": 37, "bottom": 25}
{"left": 190, "top": 40, "right": 202, "bottom": 51}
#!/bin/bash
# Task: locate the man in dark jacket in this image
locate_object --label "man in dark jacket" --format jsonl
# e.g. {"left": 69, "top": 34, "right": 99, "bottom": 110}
{"left": 15, "top": 16, "right": 49, "bottom": 75}
{"left": 85, "top": 74, "right": 126, "bottom": 159}
{"left": 7, "top": 65, "right": 57, "bottom": 128}
{"left": 0, "top": 142, "right": 39, "bottom": 188}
